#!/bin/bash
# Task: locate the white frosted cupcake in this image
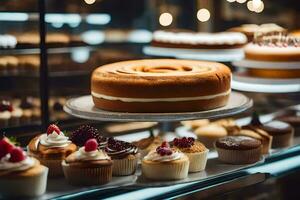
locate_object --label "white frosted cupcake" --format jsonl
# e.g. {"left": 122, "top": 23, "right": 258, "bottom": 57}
{"left": 172, "top": 137, "right": 208, "bottom": 172}
{"left": 0, "top": 137, "right": 48, "bottom": 198}
{"left": 142, "top": 142, "right": 189, "bottom": 180}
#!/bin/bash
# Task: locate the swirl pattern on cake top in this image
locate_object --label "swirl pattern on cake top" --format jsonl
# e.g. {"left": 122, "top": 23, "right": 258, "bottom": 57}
{"left": 91, "top": 59, "right": 231, "bottom": 112}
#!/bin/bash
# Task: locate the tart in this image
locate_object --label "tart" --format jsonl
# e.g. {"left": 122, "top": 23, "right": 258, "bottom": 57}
{"left": 62, "top": 139, "right": 113, "bottom": 186}
{"left": 142, "top": 142, "right": 189, "bottom": 180}
{"left": 0, "top": 137, "right": 48, "bottom": 197}
{"left": 172, "top": 137, "right": 208, "bottom": 172}
{"left": 105, "top": 138, "right": 138, "bottom": 176}
{"left": 91, "top": 59, "right": 231, "bottom": 113}
{"left": 195, "top": 124, "right": 228, "bottom": 149}
{"left": 215, "top": 136, "right": 262, "bottom": 164}
{"left": 27, "top": 124, "right": 77, "bottom": 177}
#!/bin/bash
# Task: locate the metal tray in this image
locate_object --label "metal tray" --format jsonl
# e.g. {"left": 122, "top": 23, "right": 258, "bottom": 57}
{"left": 63, "top": 92, "right": 252, "bottom": 122}
{"left": 232, "top": 59, "right": 300, "bottom": 70}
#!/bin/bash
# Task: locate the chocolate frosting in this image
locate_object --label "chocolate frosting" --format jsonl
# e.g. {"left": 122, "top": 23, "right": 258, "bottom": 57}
{"left": 105, "top": 138, "right": 138, "bottom": 159}
{"left": 215, "top": 136, "right": 261, "bottom": 150}
{"left": 259, "top": 120, "right": 293, "bottom": 136}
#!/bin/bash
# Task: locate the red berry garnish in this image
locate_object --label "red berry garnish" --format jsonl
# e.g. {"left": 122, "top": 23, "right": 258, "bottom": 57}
{"left": 85, "top": 139, "right": 98, "bottom": 152}
{"left": 0, "top": 137, "right": 14, "bottom": 159}
{"left": 161, "top": 141, "right": 169, "bottom": 148}
{"left": 173, "top": 137, "right": 195, "bottom": 148}
{"left": 47, "top": 124, "right": 61, "bottom": 135}
{"left": 156, "top": 143, "right": 173, "bottom": 156}
{"left": 0, "top": 100, "right": 13, "bottom": 112}
{"left": 9, "top": 147, "right": 26, "bottom": 162}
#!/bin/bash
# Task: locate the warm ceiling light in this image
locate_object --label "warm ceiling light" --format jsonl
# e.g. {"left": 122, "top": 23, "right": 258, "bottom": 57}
{"left": 252, "top": 0, "right": 262, "bottom": 10}
{"left": 227, "top": 0, "right": 236, "bottom": 2}
{"left": 84, "top": 0, "right": 96, "bottom": 5}
{"left": 255, "top": 1, "right": 264, "bottom": 13}
{"left": 236, "top": 0, "right": 247, "bottom": 3}
{"left": 197, "top": 8, "right": 210, "bottom": 22}
{"left": 159, "top": 13, "right": 173, "bottom": 27}
{"left": 247, "top": 1, "right": 254, "bottom": 11}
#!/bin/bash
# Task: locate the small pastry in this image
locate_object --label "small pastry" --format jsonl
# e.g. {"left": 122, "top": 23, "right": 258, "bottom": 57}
{"left": 195, "top": 124, "right": 228, "bottom": 149}
{"left": 142, "top": 141, "right": 189, "bottom": 180}
{"left": 133, "top": 135, "right": 162, "bottom": 158}
{"left": 0, "top": 137, "right": 48, "bottom": 197}
{"left": 215, "top": 136, "right": 262, "bottom": 164}
{"left": 70, "top": 125, "right": 108, "bottom": 148}
{"left": 0, "top": 100, "right": 13, "bottom": 128}
{"left": 10, "top": 107, "right": 23, "bottom": 126}
{"left": 211, "top": 118, "right": 241, "bottom": 135}
{"left": 19, "top": 97, "right": 34, "bottom": 124}
{"left": 275, "top": 110, "right": 300, "bottom": 136}
{"left": 105, "top": 138, "right": 138, "bottom": 176}
{"left": 27, "top": 124, "right": 77, "bottom": 177}
{"left": 181, "top": 119, "right": 210, "bottom": 130}
{"left": 32, "top": 108, "right": 41, "bottom": 122}
{"left": 62, "top": 139, "right": 113, "bottom": 186}
{"left": 172, "top": 137, "right": 208, "bottom": 172}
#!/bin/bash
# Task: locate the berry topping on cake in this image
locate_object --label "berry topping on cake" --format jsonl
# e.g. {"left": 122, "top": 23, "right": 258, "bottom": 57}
{"left": 156, "top": 141, "right": 173, "bottom": 156}
{"left": 84, "top": 139, "right": 98, "bottom": 152}
{"left": 173, "top": 137, "right": 195, "bottom": 148}
{"left": 0, "top": 100, "right": 13, "bottom": 112}
{"left": 0, "top": 137, "right": 14, "bottom": 159}
{"left": 47, "top": 124, "right": 61, "bottom": 135}
{"left": 70, "top": 125, "right": 106, "bottom": 147}
{"left": 9, "top": 147, "right": 26, "bottom": 162}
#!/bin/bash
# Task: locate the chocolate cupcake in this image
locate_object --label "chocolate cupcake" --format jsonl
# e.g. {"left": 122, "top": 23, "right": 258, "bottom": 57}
{"left": 275, "top": 109, "right": 300, "bottom": 136}
{"left": 105, "top": 138, "right": 138, "bottom": 176}
{"left": 215, "top": 136, "right": 262, "bottom": 164}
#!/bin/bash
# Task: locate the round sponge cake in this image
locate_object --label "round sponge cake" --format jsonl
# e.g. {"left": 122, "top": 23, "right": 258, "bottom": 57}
{"left": 91, "top": 59, "right": 231, "bottom": 113}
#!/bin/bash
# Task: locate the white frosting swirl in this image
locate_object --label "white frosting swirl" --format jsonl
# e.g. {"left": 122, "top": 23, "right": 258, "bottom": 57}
{"left": 0, "top": 154, "right": 35, "bottom": 172}
{"left": 144, "top": 149, "right": 183, "bottom": 162}
{"left": 39, "top": 131, "right": 71, "bottom": 148}
{"left": 74, "top": 147, "right": 110, "bottom": 161}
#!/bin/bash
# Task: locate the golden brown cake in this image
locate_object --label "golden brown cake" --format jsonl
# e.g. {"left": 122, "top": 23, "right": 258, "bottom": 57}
{"left": 91, "top": 59, "right": 231, "bottom": 113}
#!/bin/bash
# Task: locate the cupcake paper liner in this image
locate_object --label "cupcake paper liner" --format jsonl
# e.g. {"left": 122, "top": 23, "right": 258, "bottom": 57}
{"left": 271, "top": 132, "right": 294, "bottom": 148}
{"left": 112, "top": 155, "right": 138, "bottom": 176}
{"left": 185, "top": 149, "right": 209, "bottom": 172}
{"left": 62, "top": 161, "right": 112, "bottom": 186}
{"left": 142, "top": 156, "right": 189, "bottom": 180}
{"left": 0, "top": 166, "right": 48, "bottom": 198}
{"left": 38, "top": 157, "right": 64, "bottom": 177}
{"left": 197, "top": 136, "right": 220, "bottom": 149}
{"left": 216, "top": 147, "right": 262, "bottom": 164}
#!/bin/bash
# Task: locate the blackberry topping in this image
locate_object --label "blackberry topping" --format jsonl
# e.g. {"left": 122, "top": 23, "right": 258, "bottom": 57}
{"left": 173, "top": 137, "right": 195, "bottom": 148}
{"left": 105, "top": 138, "right": 138, "bottom": 158}
{"left": 70, "top": 125, "right": 106, "bottom": 147}
{"left": 156, "top": 141, "right": 173, "bottom": 156}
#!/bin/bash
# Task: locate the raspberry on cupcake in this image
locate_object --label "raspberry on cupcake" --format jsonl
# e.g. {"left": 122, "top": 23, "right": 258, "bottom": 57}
{"left": 62, "top": 139, "right": 113, "bottom": 186}
{"left": 0, "top": 137, "right": 48, "bottom": 197}
{"left": 142, "top": 141, "right": 189, "bottom": 180}
{"left": 172, "top": 137, "right": 208, "bottom": 172}
{"left": 27, "top": 124, "right": 77, "bottom": 177}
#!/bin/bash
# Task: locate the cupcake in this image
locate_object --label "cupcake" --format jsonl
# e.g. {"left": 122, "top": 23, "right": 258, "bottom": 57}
{"left": 62, "top": 139, "right": 113, "bottom": 186}
{"left": 19, "top": 97, "right": 34, "bottom": 124}
{"left": 276, "top": 110, "right": 300, "bottom": 136}
{"left": 215, "top": 136, "right": 262, "bottom": 164}
{"left": 0, "top": 100, "right": 13, "bottom": 128}
{"left": 181, "top": 119, "right": 210, "bottom": 130}
{"left": 10, "top": 107, "right": 23, "bottom": 126}
{"left": 195, "top": 124, "right": 228, "bottom": 149}
{"left": 28, "top": 124, "right": 77, "bottom": 177}
{"left": 133, "top": 135, "right": 162, "bottom": 158}
{"left": 105, "top": 138, "right": 138, "bottom": 176}
{"left": 172, "top": 137, "right": 208, "bottom": 172}
{"left": 0, "top": 137, "right": 48, "bottom": 197}
{"left": 258, "top": 121, "right": 294, "bottom": 148}
{"left": 70, "top": 125, "right": 108, "bottom": 149}
{"left": 211, "top": 118, "right": 241, "bottom": 135}
{"left": 142, "top": 141, "right": 189, "bottom": 180}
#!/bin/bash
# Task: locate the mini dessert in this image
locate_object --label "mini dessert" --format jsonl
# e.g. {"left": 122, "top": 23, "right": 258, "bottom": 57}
{"left": 19, "top": 97, "right": 34, "bottom": 124}
{"left": 62, "top": 139, "right": 113, "bottom": 186}
{"left": 152, "top": 31, "right": 247, "bottom": 49}
{"left": 228, "top": 23, "right": 286, "bottom": 41}
{"left": 0, "top": 100, "right": 13, "bottom": 128}
{"left": 211, "top": 118, "right": 241, "bottom": 135}
{"left": 181, "top": 119, "right": 210, "bottom": 130}
{"left": 133, "top": 135, "right": 162, "bottom": 158}
{"left": 105, "top": 138, "right": 138, "bottom": 176}
{"left": 0, "top": 137, "right": 48, "bottom": 197}
{"left": 215, "top": 136, "right": 262, "bottom": 164}
{"left": 275, "top": 109, "right": 300, "bottom": 136}
{"left": 91, "top": 59, "right": 231, "bottom": 112}
{"left": 10, "top": 107, "right": 23, "bottom": 126}
{"left": 195, "top": 124, "right": 228, "bottom": 148}
{"left": 28, "top": 124, "right": 77, "bottom": 177}
{"left": 142, "top": 141, "right": 189, "bottom": 180}
{"left": 172, "top": 137, "right": 208, "bottom": 172}
{"left": 70, "top": 125, "right": 108, "bottom": 148}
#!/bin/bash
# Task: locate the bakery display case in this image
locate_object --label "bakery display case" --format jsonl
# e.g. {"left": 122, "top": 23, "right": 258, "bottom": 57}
{"left": 1, "top": 0, "right": 300, "bottom": 199}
